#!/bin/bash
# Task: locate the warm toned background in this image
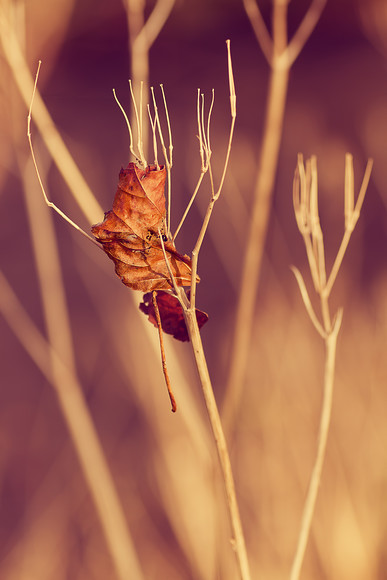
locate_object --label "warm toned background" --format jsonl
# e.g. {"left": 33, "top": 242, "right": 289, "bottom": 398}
{"left": 1, "top": 0, "right": 387, "bottom": 578}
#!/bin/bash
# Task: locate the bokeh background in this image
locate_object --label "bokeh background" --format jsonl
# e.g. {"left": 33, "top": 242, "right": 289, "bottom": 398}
{"left": 1, "top": 0, "right": 387, "bottom": 578}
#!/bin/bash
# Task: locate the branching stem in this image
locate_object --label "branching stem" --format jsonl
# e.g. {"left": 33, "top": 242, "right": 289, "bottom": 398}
{"left": 290, "top": 155, "right": 372, "bottom": 580}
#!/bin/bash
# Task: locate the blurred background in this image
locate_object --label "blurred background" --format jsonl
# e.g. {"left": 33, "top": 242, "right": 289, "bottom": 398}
{"left": 1, "top": 0, "right": 387, "bottom": 578}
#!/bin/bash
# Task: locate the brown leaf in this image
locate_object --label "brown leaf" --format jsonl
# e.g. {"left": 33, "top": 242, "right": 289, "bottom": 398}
{"left": 112, "top": 162, "right": 166, "bottom": 240}
{"left": 92, "top": 162, "right": 197, "bottom": 292}
{"left": 139, "top": 291, "right": 209, "bottom": 342}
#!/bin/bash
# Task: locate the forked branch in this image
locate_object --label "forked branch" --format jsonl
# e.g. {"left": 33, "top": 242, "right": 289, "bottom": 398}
{"left": 290, "top": 154, "right": 372, "bottom": 580}
{"left": 223, "top": 0, "right": 327, "bottom": 432}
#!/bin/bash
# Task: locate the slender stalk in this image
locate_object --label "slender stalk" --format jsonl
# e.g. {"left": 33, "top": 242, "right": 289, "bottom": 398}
{"left": 290, "top": 155, "right": 372, "bottom": 580}
{"left": 222, "top": 47, "right": 289, "bottom": 431}
{"left": 151, "top": 290, "right": 177, "bottom": 412}
{"left": 0, "top": 270, "right": 144, "bottom": 580}
{"left": 0, "top": 8, "right": 102, "bottom": 222}
{"left": 124, "top": 0, "right": 176, "bottom": 156}
{"left": 289, "top": 311, "right": 342, "bottom": 580}
{"left": 183, "top": 307, "right": 252, "bottom": 580}
{"left": 176, "top": 40, "right": 249, "bottom": 576}
{"left": 223, "top": 0, "right": 327, "bottom": 433}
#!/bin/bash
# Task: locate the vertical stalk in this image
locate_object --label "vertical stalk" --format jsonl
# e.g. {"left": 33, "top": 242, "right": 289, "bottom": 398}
{"left": 289, "top": 312, "right": 342, "bottom": 580}
{"left": 184, "top": 307, "right": 252, "bottom": 580}
{"left": 224, "top": 0, "right": 327, "bottom": 432}
{"left": 21, "top": 158, "right": 144, "bottom": 580}
{"left": 222, "top": 57, "right": 289, "bottom": 431}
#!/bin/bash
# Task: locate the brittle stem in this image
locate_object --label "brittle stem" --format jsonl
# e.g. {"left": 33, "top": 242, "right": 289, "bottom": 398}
{"left": 183, "top": 307, "right": 252, "bottom": 580}
{"left": 289, "top": 310, "right": 342, "bottom": 580}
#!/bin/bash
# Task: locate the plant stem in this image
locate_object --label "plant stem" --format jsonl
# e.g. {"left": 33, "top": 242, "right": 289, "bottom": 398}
{"left": 223, "top": 0, "right": 327, "bottom": 434}
{"left": 222, "top": 58, "right": 289, "bottom": 431}
{"left": 289, "top": 310, "right": 343, "bottom": 580}
{"left": 183, "top": 307, "right": 252, "bottom": 580}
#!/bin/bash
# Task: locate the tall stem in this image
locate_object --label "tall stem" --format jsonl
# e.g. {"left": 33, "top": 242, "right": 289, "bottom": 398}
{"left": 184, "top": 307, "right": 252, "bottom": 580}
{"left": 222, "top": 61, "right": 289, "bottom": 430}
{"left": 289, "top": 312, "right": 342, "bottom": 580}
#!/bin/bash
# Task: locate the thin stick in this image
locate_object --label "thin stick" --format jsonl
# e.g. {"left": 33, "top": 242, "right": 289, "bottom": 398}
{"left": 222, "top": 0, "right": 290, "bottom": 430}
{"left": 147, "top": 101, "right": 160, "bottom": 169}
{"left": 172, "top": 90, "right": 211, "bottom": 242}
{"left": 325, "top": 158, "right": 373, "bottom": 297}
{"left": 27, "top": 63, "right": 100, "bottom": 248}
{"left": 0, "top": 268, "right": 145, "bottom": 580}
{"left": 183, "top": 308, "right": 251, "bottom": 580}
{"left": 179, "top": 41, "right": 250, "bottom": 579}
{"left": 0, "top": 13, "right": 103, "bottom": 223}
{"left": 124, "top": 0, "right": 176, "bottom": 158}
{"left": 113, "top": 88, "right": 141, "bottom": 164}
{"left": 223, "top": 0, "right": 326, "bottom": 432}
{"left": 189, "top": 40, "right": 236, "bottom": 308}
{"left": 129, "top": 79, "right": 147, "bottom": 167}
{"left": 160, "top": 84, "right": 173, "bottom": 235}
{"left": 150, "top": 85, "right": 174, "bottom": 235}
{"left": 289, "top": 311, "right": 343, "bottom": 580}
{"left": 290, "top": 266, "right": 326, "bottom": 339}
{"left": 152, "top": 291, "right": 177, "bottom": 412}
{"left": 290, "top": 154, "right": 372, "bottom": 580}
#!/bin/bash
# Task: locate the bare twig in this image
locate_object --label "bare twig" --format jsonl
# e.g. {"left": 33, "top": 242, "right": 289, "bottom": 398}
{"left": 123, "top": 0, "right": 176, "bottom": 155}
{"left": 0, "top": 9, "right": 103, "bottom": 223}
{"left": 182, "top": 307, "right": 252, "bottom": 580}
{"left": 222, "top": 0, "right": 327, "bottom": 432}
{"left": 0, "top": 267, "right": 145, "bottom": 580}
{"left": 151, "top": 291, "right": 177, "bottom": 412}
{"left": 326, "top": 156, "right": 373, "bottom": 297}
{"left": 172, "top": 89, "right": 213, "bottom": 243}
{"left": 178, "top": 40, "right": 251, "bottom": 580}
{"left": 289, "top": 154, "right": 372, "bottom": 580}
{"left": 27, "top": 63, "right": 100, "bottom": 247}
{"left": 289, "top": 308, "right": 343, "bottom": 580}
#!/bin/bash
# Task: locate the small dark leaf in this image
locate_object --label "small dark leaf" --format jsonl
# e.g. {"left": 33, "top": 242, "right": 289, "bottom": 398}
{"left": 139, "top": 291, "right": 209, "bottom": 342}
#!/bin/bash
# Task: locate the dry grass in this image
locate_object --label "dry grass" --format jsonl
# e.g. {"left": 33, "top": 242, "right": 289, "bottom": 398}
{"left": 1, "top": 1, "right": 387, "bottom": 579}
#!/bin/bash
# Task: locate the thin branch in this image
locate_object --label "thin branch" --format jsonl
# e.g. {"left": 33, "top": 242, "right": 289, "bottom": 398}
{"left": 147, "top": 102, "right": 160, "bottom": 168}
{"left": 158, "top": 230, "right": 187, "bottom": 303}
{"left": 289, "top": 310, "right": 343, "bottom": 580}
{"left": 133, "top": 0, "right": 176, "bottom": 51}
{"left": 124, "top": 0, "right": 176, "bottom": 157}
{"left": 150, "top": 86, "right": 173, "bottom": 234}
{"left": 0, "top": 12, "right": 103, "bottom": 223}
{"left": 290, "top": 153, "right": 372, "bottom": 580}
{"left": 242, "top": 0, "right": 273, "bottom": 65}
{"left": 189, "top": 40, "right": 236, "bottom": 308}
{"left": 113, "top": 88, "right": 141, "bottom": 164}
{"left": 225, "top": 0, "right": 326, "bottom": 432}
{"left": 129, "top": 79, "right": 147, "bottom": 167}
{"left": 151, "top": 291, "right": 177, "bottom": 412}
{"left": 344, "top": 153, "right": 354, "bottom": 230}
{"left": 178, "top": 41, "right": 250, "bottom": 579}
{"left": 183, "top": 308, "right": 252, "bottom": 580}
{"left": 27, "top": 63, "right": 100, "bottom": 248}
{"left": 284, "top": 0, "right": 327, "bottom": 68}
{"left": 172, "top": 90, "right": 210, "bottom": 242}
{"left": 290, "top": 267, "right": 326, "bottom": 339}
{"left": 0, "top": 269, "right": 145, "bottom": 580}
{"left": 160, "top": 84, "right": 173, "bottom": 234}
{"left": 325, "top": 158, "right": 373, "bottom": 297}
{"left": 222, "top": 1, "right": 290, "bottom": 430}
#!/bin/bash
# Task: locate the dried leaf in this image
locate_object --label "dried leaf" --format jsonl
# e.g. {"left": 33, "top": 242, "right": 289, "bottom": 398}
{"left": 139, "top": 291, "right": 209, "bottom": 342}
{"left": 92, "top": 162, "right": 196, "bottom": 292}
